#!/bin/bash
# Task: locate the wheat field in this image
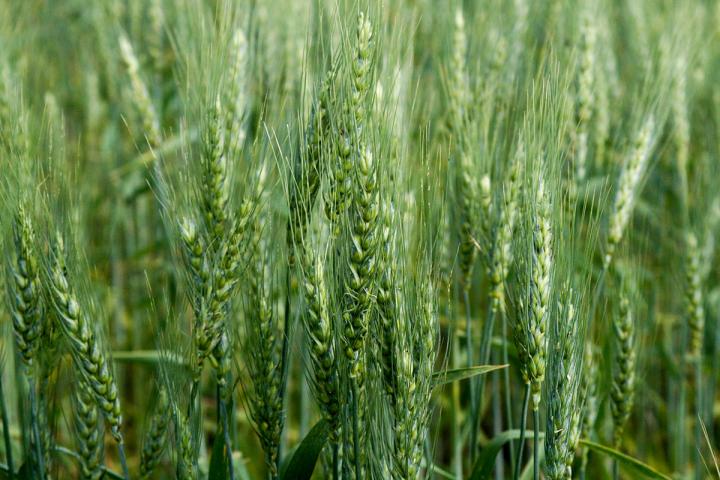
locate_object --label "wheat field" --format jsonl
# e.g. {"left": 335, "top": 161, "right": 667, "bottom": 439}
{"left": 0, "top": 0, "right": 718, "bottom": 479}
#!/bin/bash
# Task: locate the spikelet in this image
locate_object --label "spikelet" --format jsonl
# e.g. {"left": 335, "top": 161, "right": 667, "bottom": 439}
{"left": 74, "top": 382, "right": 105, "bottom": 480}
{"left": 300, "top": 243, "right": 340, "bottom": 428}
{"left": 574, "top": 11, "right": 596, "bottom": 184}
{"left": 514, "top": 175, "right": 552, "bottom": 411}
{"left": 685, "top": 233, "right": 704, "bottom": 360}
{"left": 489, "top": 144, "right": 524, "bottom": 313}
{"left": 48, "top": 234, "right": 124, "bottom": 440}
{"left": 175, "top": 408, "right": 197, "bottom": 480}
{"left": 245, "top": 218, "right": 283, "bottom": 476}
{"left": 391, "top": 274, "right": 437, "bottom": 480}
{"left": 447, "top": 8, "right": 469, "bottom": 134}
{"left": 544, "top": 291, "right": 582, "bottom": 480}
{"left": 180, "top": 202, "right": 252, "bottom": 380}
{"left": 7, "top": 207, "right": 44, "bottom": 371}
{"left": 610, "top": 294, "right": 637, "bottom": 448}
{"left": 341, "top": 146, "right": 379, "bottom": 480}
{"left": 342, "top": 145, "right": 379, "bottom": 366}
{"left": 201, "top": 97, "right": 229, "bottom": 239}
{"left": 457, "top": 151, "right": 480, "bottom": 289}
{"left": 671, "top": 59, "right": 690, "bottom": 191}
{"left": 119, "top": 33, "right": 161, "bottom": 148}
{"left": 377, "top": 198, "right": 397, "bottom": 401}
{"left": 139, "top": 388, "right": 171, "bottom": 479}
{"left": 604, "top": 116, "right": 655, "bottom": 268}
{"left": 325, "top": 13, "right": 372, "bottom": 235}
{"left": 288, "top": 69, "right": 336, "bottom": 265}
{"left": 224, "top": 28, "right": 249, "bottom": 158}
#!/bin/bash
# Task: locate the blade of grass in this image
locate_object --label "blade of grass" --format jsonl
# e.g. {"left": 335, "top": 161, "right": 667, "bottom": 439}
{"left": 432, "top": 364, "right": 508, "bottom": 389}
{"left": 579, "top": 440, "right": 673, "bottom": 480}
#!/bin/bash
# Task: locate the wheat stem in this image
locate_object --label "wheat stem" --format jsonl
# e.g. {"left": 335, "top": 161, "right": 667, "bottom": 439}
{"left": 28, "top": 382, "right": 46, "bottom": 479}
{"left": 218, "top": 385, "right": 235, "bottom": 480}
{"left": 471, "top": 302, "right": 495, "bottom": 458}
{"left": 463, "top": 288, "right": 475, "bottom": 426}
{"left": 0, "top": 375, "right": 12, "bottom": 480}
{"left": 449, "top": 294, "right": 463, "bottom": 479}
{"left": 351, "top": 378, "right": 362, "bottom": 480}
{"left": 277, "top": 268, "right": 292, "bottom": 466}
{"left": 502, "top": 311, "right": 516, "bottom": 471}
{"left": 514, "top": 384, "right": 531, "bottom": 480}
{"left": 533, "top": 409, "right": 539, "bottom": 480}
{"left": 694, "top": 359, "right": 703, "bottom": 480}
{"left": 116, "top": 440, "right": 130, "bottom": 480}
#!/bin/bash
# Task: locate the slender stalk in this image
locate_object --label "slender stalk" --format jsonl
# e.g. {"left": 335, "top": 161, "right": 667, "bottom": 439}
{"left": 449, "top": 294, "right": 463, "bottom": 479}
{"left": 514, "top": 384, "right": 531, "bottom": 480}
{"left": 277, "top": 268, "right": 292, "bottom": 465}
{"left": 533, "top": 409, "right": 539, "bottom": 480}
{"left": 694, "top": 359, "right": 702, "bottom": 480}
{"left": 116, "top": 439, "right": 130, "bottom": 480}
{"left": 492, "top": 362, "right": 503, "bottom": 480}
{"left": 471, "top": 302, "right": 496, "bottom": 458}
{"left": 352, "top": 379, "right": 361, "bottom": 480}
{"left": 502, "top": 308, "right": 516, "bottom": 471}
{"left": 464, "top": 288, "right": 475, "bottom": 423}
{"left": 219, "top": 384, "right": 236, "bottom": 480}
{"left": 0, "top": 375, "right": 14, "bottom": 480}
{"left": 28, "top": 382, "right": 45, "bottom": 479}
{"left": 224, "top": 405, "right": 235, "bottom": 480}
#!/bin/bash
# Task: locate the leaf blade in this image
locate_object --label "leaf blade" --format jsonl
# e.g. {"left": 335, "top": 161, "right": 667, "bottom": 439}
{"left": 432, "top": 365, "right": 508, "bottom": 389}
{"left": 579, "top": 440, "right": 672, "bottom": 480}
{"left": 208, "top": 432, "right": 229, "bottom": 480}
{"left": 279, "top": 418, "right": 331, "bottom": 480}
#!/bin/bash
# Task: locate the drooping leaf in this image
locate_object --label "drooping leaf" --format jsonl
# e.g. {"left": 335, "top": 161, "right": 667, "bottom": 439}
{"left": 432, "top": 365, "right": 508, "bottom": 389}
{"left": 430, "top": 463, "right": 457, "bottom": 479}
{"left": 279, "top": 418, "right": 331, "bottom": 480}
{"left": 579, "top": 440, "right": 672, "bottom": 480}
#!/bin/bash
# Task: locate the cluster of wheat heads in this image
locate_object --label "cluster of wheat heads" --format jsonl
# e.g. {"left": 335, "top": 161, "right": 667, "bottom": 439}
{"left": 1, "top": 0, "right": 720, "bottom": 479}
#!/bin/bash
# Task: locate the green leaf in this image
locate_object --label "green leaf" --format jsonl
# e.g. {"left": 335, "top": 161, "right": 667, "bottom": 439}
{"left": 279, "top": 418, "right": 330, "bottom": 480}
{"left": 209, "top": 431, "right": 229, "bottom": 480}
{"left": 579, "top": 440, "right": 672, "bottom": 480}
{"left": 111, "top": 349, "right": 188, "bottom": 367}
{"left": 432, "top": 365, "right": 508, "bottom": 389}
{"left": 468, "top": 430, "right": 544, "bottom": 480}
{"left": 430, "top": 463, "right": 457, "bottom": 479}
